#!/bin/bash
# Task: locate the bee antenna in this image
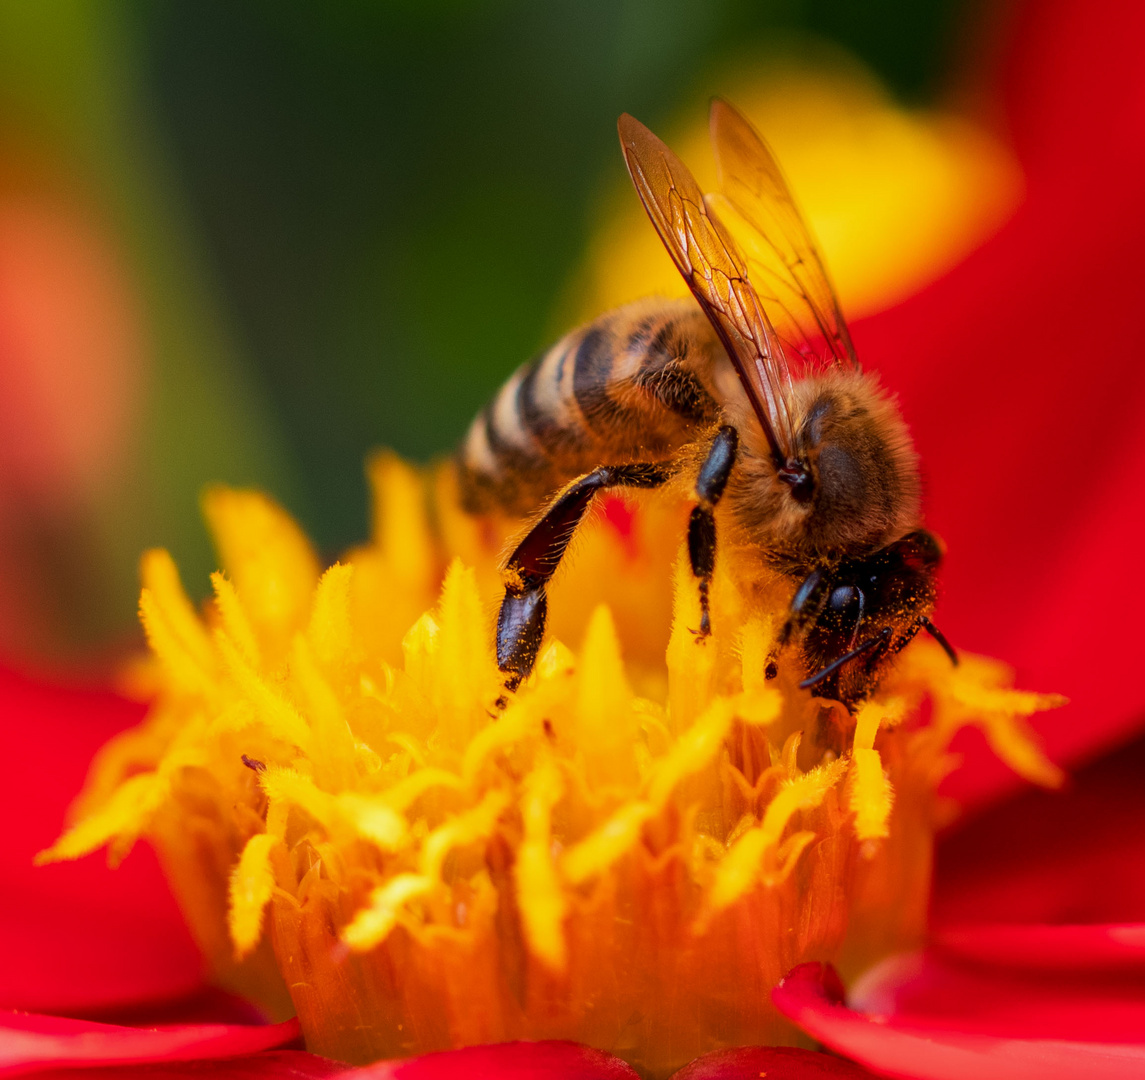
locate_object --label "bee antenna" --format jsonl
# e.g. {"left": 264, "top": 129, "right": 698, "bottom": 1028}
{"left": 920, "top": 617, "right": 958, "bottom": 666}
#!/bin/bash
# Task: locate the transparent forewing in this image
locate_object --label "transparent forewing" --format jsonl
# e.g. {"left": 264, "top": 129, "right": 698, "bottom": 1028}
{"left": 618, "top": 113, "right": 796, "bottom": 463}
{"left": 709, "top": 99, "right": 858, "bottom": 372}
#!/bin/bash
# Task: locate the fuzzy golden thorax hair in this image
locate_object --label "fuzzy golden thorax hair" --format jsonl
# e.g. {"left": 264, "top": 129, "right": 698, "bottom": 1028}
{"left": 726, "top": 370, "right": 921, "bottom": 563}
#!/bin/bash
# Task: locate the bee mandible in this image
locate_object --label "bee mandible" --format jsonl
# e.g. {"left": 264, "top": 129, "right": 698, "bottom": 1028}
{"left": 458, "top": 100, "right": 956, "bottom": 707}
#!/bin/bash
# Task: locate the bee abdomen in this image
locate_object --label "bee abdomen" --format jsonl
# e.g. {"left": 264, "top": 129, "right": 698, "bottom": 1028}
{"left": 458, "top": 297, "right": 719, "bottom": 514}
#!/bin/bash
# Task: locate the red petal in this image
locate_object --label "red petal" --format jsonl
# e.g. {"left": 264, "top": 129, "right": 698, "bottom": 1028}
{"left": 31, "top": 1051, "right": 349, "bottom": 1080}
{"left": 0, "top": 1012, "right": 300, "bottom": 1076}
{"left": 669, "top": 1045, "right": 877, "bottom": 1078}
{"left": 849, "top": 951, "right": 1145, "bottom": 1043}
{"left": 934, "top": 924, "right": 1145, "bottom": 973}
{"left": 0, "top": 666, "right": 205, "bottom": 1013}
{"left": 933, "top": 735, "right": 1145, "bottom": 924}
{"left": 774, "top": 962, "right": 1145, "bottom": 1080}
{"left": 1001, "top": 0, "right": 1145, "bottom": 179}
{"left": 856, "top": 0, "right": 1145, "bottom": 807}
{"left": 349, "top": 1041, "right": 640, "bottom": 1080}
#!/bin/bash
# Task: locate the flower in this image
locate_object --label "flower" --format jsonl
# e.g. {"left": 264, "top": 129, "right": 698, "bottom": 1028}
{"left": 6, "top": 0, "right": 1145, "bottom": 1077}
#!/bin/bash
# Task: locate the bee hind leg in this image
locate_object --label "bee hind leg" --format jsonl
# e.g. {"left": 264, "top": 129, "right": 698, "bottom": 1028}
{"left": 496, "top": 462, "right": 671, "bottom": 700}
{"left": 688, "top": 425, "right": 738, "bottom": 638}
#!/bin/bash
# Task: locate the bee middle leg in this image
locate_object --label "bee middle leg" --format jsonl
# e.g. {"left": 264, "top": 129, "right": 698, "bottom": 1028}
{"left": 497, "top": 461, "right": 671, "bottom": 695}
{"left": 688, "top": 425, "right": 738, "bottom": 638}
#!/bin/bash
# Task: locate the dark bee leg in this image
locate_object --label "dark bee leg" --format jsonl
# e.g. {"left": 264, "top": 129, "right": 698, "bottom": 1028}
{"left": 920, "top": 616, "right": 959, "bottom": 666}
{"left": 688, "top": 425, "right": 738, "bottom": 637}
{"left": 800, "top": 626, "right": 893, "bottom": 691}
{"left": 779, "top": 568, "right": 831, "bottom": 647}
{"left": 497, "top": 462, "right": 671, "bottom": 695}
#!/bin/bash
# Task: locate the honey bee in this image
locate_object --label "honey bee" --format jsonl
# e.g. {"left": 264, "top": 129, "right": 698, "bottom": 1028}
{"left": 458, "top": 100, "right": 956, "bottom": 707}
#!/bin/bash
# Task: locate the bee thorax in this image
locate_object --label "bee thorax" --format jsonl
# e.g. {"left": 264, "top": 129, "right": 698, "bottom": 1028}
{"left": 729, "top": 370, "right": 922, "bottom": 560}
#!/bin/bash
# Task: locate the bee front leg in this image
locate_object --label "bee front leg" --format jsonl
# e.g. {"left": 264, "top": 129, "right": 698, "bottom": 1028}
{"left": 497, "top": 462, "right": 670, "bottom": 698}
{"left": 688, "top": 425, "right": 738, "bottom": 638}
{"left": 779, "top": 568, "right": 831, "bottom": 647}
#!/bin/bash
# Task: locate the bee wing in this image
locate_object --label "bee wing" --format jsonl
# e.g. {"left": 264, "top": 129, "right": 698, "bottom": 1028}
{"left": 618, "top": 112, "right": 796, "bottom": 464}
{"left": 708, "top": 98, "right": 858, "bottom": 372}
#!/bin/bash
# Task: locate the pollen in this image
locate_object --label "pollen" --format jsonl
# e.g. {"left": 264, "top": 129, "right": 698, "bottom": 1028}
{"left": 41, "top": 459, "right": 1064, "bottom": 1078}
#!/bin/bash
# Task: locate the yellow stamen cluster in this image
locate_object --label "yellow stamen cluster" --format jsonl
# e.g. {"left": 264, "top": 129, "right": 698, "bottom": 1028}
{"left": 41, "top": 455, "right": 1063, "bottom": 1078}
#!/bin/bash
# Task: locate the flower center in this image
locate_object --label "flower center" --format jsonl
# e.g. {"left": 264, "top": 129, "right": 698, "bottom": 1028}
{"left": 40, "top": 455, "right": 1064, "bottom": 1078}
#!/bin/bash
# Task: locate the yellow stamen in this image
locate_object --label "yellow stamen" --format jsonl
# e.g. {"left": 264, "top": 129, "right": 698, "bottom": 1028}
{"left": 710, "top": 757, "right": 848, "bottom": 911}
{"left": 138, "top": 549, "right": 216, "bottom": 693}
{"left": 516, "top": 756, "right": 567, "bottom": 970}
{"left": 229, "top": 833, "right": 280, "bottom": 959}
{"left": 215, "top": 631, "right": 310, "bottom": 751}
{"left": 307, "top": 563, "right": 356, "bottom": 667}
{"left": 850, "top": 749, "right": 894, "bottom": 844}
{"left": 202, "top": 487, "right": 320, "bottom": 660}
{"left": 211, "top": 572, "right": 262, "bottom": 670}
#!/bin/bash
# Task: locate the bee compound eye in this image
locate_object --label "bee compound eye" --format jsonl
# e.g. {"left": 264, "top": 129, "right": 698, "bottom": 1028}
{"left": 829, "top": 585, "right": 858, "bottom": 612}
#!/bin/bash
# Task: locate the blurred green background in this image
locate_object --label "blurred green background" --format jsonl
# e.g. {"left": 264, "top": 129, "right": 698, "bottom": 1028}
{"left": 0, "top": 0, "right": 974, "bottom": 664}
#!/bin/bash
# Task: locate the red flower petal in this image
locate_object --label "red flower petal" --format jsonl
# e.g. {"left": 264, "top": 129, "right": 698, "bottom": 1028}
{"left": 856, "top": 0, "right": 1145, "bottom": 808}
{"left": 850, "top": 951, "right": 1145, "bottom": 1043}
{"left": 0, "top": 1012, "right": 300, "bottom": 1077}
{"left": 0, "top": 666, "right": 205, "bottom": 1013}
{"left": 934, "top": 924, "right": 1145, "bottom": 973}
{"left": 774, "top": 962, "right": 1145, "bottom": 1080}
{"left": 347, "top": 1041, "right": 639, "bottom": 1080}
{"left": 32, "top": 1050, "right": 350, "bottom": 1080}
{"left": 669, "top": 1045, "right": 877, "bottom": 1078}
{"left": 933, "top": 734, "right": 1145, "bottom": 924}
{"left": 1001, "top": 0, "right": 1145, "bottom": 179}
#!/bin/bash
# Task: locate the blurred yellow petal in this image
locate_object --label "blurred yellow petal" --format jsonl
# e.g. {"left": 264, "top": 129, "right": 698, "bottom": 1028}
{"left": 202, "top": 487, "right": 320, "bottom": 659}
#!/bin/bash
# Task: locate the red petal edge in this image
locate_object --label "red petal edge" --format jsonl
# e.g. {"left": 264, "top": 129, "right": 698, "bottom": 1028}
{"left": 31, "top": 1050, "right": 351, "bottom": 1080}
{"left": 669, "top": 1045, "right": 877, "bottom": 1078}
{"left": 0, "top": 1012, "right": 300, "bottom": 1078}
{"left": 350, "top": 1040, "right": 640, "bottom": 1080}
{"left": 774, "top": 962, "right": 1145, "bottom": 1080}
{"left": 850, "top": 948, "right": 1145, "bottom": 1044}
{"left": 935, "top": 923, "right": 1145, "bottom": 973}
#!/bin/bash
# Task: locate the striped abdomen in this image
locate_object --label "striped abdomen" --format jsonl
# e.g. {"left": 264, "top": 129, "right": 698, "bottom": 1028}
{"left": 458, "top": 297, "right": 723, "bottom": 515}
